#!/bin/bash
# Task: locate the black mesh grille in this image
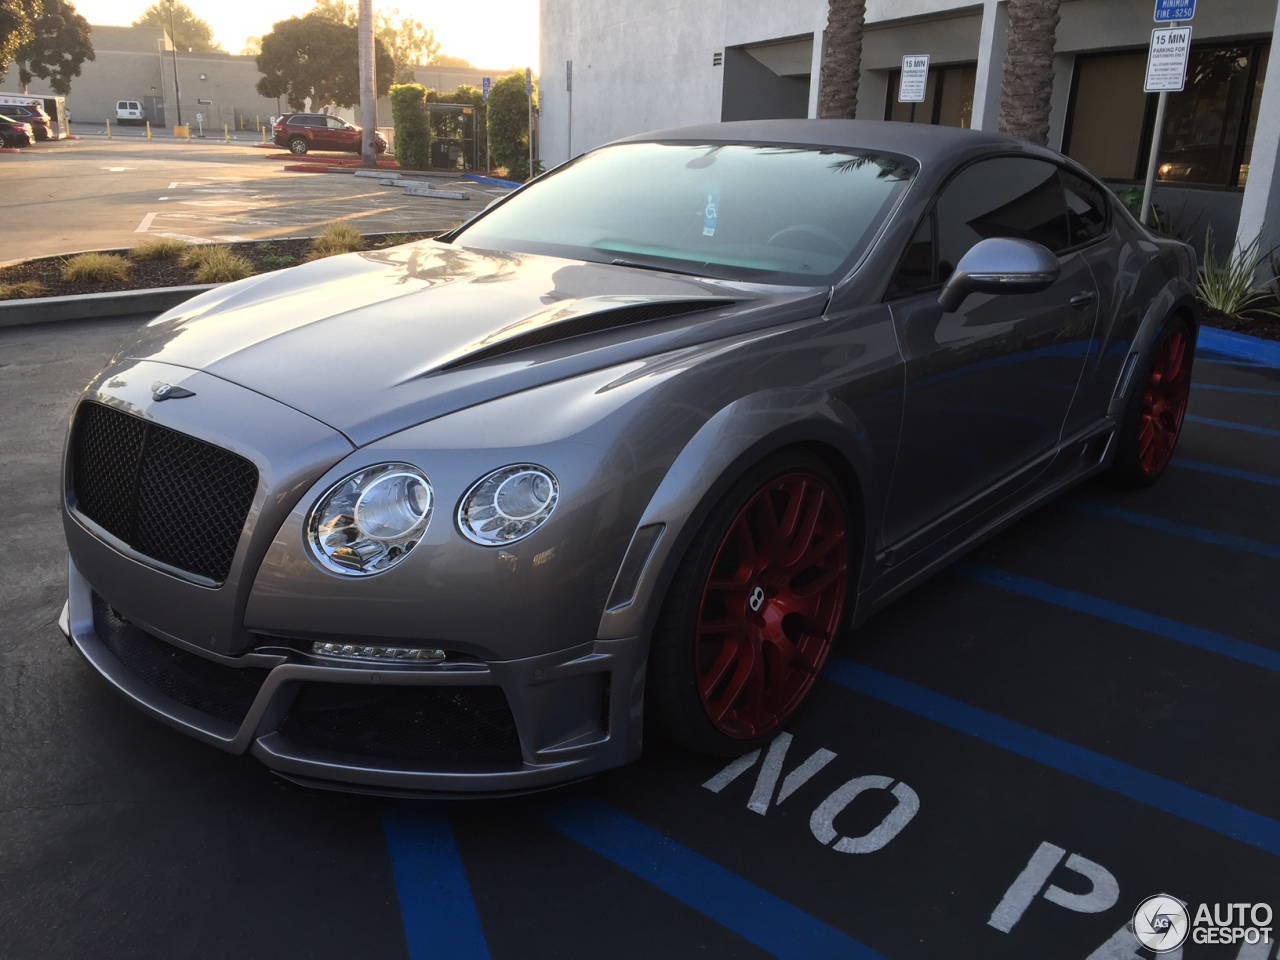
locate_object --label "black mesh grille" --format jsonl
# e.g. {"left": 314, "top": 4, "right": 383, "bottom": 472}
{"left": 71, "top": 401, "right": 258, "bottom": 583}
{"left": 92, "top": 593, "right": 270, "bottom": 726}
{"left": 280, "top": 683, "right": 523, "bottom": 764}
{"left": 443, "top": 299, "right": 733, "bottom": 369}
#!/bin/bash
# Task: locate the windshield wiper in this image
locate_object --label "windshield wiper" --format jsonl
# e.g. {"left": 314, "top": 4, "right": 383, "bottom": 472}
{"left": 607, "top": 257, "right": 707, "bottom": 278}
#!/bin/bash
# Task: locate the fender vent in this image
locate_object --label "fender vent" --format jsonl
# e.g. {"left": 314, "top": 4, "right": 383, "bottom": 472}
{"left": 441, "top": 299, "right": 733, "bottom": 370}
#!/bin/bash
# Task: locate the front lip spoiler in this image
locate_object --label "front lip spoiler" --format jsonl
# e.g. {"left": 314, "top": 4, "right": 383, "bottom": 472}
{"left": 62, "top": 556, "right": 643, "bottom": 795}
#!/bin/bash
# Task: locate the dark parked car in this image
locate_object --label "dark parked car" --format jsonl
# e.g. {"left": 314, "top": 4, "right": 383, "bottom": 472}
{"left": 59, "top": 120, "right": 1197, "bottom": 796}
{"left": 0, "top": 103, "right": 50, "bottom": 140}
{"left": 272, "top": 113, "right": 387, "bottom": 156}
{"left": 0, "top": 113, "right": 35, "bottom": 147}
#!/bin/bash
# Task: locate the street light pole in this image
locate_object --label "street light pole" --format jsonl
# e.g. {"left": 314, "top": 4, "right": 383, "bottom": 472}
{"left": 168, "top": 0, "right": 183, "bottom": 126}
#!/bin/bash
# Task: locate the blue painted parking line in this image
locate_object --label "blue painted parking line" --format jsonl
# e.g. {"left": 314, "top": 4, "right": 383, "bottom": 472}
{"left": 537, "top": 795, "right": 886, "bottom": 960}
{"left": 1194, "top": 382, "right": 1280, "bottom": 398}
{"left": 1185, "top": 414, "right": 1280, "bottom": 438}
{"left": 1067, "top": 501, "right": 1280, "bottom": 560}
{"left": 1173, "top": 458, "right": 1280, "bottom": 488}
{"left": 383, "top": 811, "right": 490, "bottom": 960}
{"left": 826, "top": 659, "right": 1280, "bottom": 857}
{"left": 957, "top": 563, "right": 1280, "bottom": 673}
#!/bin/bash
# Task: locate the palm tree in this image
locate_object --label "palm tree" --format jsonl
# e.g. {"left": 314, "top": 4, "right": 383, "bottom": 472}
{"left": 997, "top": 0, "right": 1061, "bottom": 145}
{"left": 357, "top": 0, "right": 377, "bottom": 166}
{"left": 817, "top": 0, "right": 867, "bottom": 119}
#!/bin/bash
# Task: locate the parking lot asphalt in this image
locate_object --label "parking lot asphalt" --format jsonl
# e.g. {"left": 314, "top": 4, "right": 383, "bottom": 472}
{"left": 1, "top": 316, "right": 1277, "bottom": 959}
{"left": 0, "top": 138, "right": 496, "bottom": 261}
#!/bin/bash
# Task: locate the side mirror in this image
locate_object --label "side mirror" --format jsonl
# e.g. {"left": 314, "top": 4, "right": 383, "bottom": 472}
{"left": 937, "top": 237, "right": 1061, "bottom": 313}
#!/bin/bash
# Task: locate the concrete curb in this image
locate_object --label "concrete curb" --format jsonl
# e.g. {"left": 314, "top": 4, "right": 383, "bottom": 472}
{"left": 0, "top": 285, "right": 216, "bottom": 328}
{"left": 1198, "top": 327, "right": 1280, "bottom": 368}
{"left": 462, "top": 173, "right": 522, "bottom": 189}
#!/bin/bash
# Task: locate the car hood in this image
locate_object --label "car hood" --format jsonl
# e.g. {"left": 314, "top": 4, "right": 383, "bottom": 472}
{"left": 123, "top": 241, "right": 830, "bottom": 446}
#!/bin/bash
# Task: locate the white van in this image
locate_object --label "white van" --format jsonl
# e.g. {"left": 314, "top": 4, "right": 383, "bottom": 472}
{"left": 115, "top": 100, "right": 145, "bottom": 125}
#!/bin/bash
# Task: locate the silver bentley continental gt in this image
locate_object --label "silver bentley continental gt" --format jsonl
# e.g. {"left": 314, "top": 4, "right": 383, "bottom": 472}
{"left": 58, "top": 120, "right": 1197, "bottom": 795}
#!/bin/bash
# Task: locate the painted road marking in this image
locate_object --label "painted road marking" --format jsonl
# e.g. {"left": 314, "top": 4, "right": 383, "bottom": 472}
{"left": 382, "top": 811, "right": 490, "bottom": 960}
{"left": 135, "top": 212, "right": 157, "bottom": 233}
{"left": 1186, "top": 414, "right": 1280, "bottom": 438}
{"left": 1068, "top": 500, "right": 1280, "bottom": 560}
{"left": 988, "top": 842, "right": 1119, "bottom": 933}
{"left": 1195, "top": 382, "right": 1280, "bottom": 398}
{"left": 537, "top": 795, "right": 887, "bottom": 960}
{"left": 825, "top": 659, "right": 1280, "bottom": 857}
{"left": 958, "top": 562, "right": 1280, "bottom": 672}
{"left": 1175, "top": 458, "right": 1280, "bottom": 488}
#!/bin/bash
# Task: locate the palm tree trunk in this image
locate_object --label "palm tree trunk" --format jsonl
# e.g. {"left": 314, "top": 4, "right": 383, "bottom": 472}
{"left": 818, "top": 0, "right": 867, "bottom": 119}
{"left": 357, "top": 0, "right": 377, "bottom": 167}
{"left": 998, "top": 0, "right": 1061, "bottom": 145}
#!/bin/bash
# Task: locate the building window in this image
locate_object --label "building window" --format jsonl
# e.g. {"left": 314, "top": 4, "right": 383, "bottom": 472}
{"left": 884, "top": 63, "right": 976, "bottom": 128}
{"left": 1064, "top": 41, "right": 1269, "bottom": 189}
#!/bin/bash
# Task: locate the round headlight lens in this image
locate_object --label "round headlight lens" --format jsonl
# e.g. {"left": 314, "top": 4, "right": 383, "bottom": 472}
{"left": 458, "top": 464, "right": 559, "bottom": 545}
{"left": 307, "top": 463, "right": 433, "bottom": 576}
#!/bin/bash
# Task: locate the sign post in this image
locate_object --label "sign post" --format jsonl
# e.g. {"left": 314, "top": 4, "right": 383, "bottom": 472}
{"left": 566, "top": 59, "right": 573, "bottom": 159}
{"left": 526, "top": 67, "right": 534, "bottom": 181}
{"left": 1139, "top": 0, "right": 1194, "bottom": 226}
{"left": 482, "top": 77, "right": 491, "bottom": 174}
{"left": 898, "top": 55, "right": 930, "bottom": 124}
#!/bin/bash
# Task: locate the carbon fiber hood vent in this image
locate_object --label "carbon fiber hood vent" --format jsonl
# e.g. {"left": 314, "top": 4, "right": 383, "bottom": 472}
{"left": 440, "top": 297, "right": 735, "bottom": 370}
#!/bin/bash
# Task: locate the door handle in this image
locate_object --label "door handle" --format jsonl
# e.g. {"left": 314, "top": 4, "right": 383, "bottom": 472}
{"left": 1070, "top": 291, "right": 1097, "bottom": 309}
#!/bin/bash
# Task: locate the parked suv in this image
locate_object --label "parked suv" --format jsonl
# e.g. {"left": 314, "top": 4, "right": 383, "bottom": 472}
{"left": 0, "top": 104, "right": 50, "bottom": 140}
{"left": 115, "top": 100, "right": 145, "bottom": 125}
{"left": 272, "top": 113, "right": 386, "bottom": 156}
{"left": 0, "top": 114, "right": 35, "bottom": 147}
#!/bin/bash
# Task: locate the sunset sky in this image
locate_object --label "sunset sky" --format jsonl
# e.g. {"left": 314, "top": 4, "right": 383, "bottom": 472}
{"left": 67, "top": 0, "right": 540, "bottom": 69}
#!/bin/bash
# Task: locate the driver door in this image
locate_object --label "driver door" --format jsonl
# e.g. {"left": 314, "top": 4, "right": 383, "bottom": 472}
{"left": 881, "top": 156, "right": 1101, "bottom": 551}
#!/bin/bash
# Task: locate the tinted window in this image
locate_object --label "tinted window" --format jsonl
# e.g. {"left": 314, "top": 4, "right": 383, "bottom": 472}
{"left": 935, "top": 157, "right": 1068, "bottom": 276}
{"left": 327, "top": 117, "right": 347, "bottom": 129}
{"left": 1061, "top": 170, "right": 1108, "bottom": 246}
{"left": 888, "top": 214, "right": 935, "bottom": 297}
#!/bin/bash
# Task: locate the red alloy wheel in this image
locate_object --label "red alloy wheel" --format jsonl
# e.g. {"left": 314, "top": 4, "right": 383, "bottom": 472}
{"left": 693, "top": 472, "right": 849, "bottom": 739}
{"left": 1137, "top": 330, "right": 1192, "bottom": 477}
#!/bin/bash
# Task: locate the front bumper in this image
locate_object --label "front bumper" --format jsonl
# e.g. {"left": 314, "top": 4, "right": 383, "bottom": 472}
{"left": 62, "top": 556, "right": 644, "bottom": 795}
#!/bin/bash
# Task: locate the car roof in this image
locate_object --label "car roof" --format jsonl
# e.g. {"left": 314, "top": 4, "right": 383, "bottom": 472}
{"left": 610, "top": 119, "right": 1043, "bottom": 164}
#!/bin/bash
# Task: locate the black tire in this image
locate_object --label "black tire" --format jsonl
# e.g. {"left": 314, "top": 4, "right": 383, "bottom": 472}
{"left": 647, "top": 451, "right": 854, "bottom": 756}
{"left": 288, "top": 136, "right": 309, "bottom": 156}
{"left": 1110, "top": 312, "right": 1195, "bottom": 487}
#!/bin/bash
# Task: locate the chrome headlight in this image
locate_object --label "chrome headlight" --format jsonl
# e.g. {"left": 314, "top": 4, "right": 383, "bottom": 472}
{"left": 458, "top": 464, "right": 558, "bottom": 545}
{"left": 306, "top": 463, "right": 433, "bottom": 576}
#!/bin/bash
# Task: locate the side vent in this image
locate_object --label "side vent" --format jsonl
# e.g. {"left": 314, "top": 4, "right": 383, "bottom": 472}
{"left": 712, "top": 52, "right": 724, "bottom": 66}
{"left": 440, "top": 299, "right": 733, "bottom": 370}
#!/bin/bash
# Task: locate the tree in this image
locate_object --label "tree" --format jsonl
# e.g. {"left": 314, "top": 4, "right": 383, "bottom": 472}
{"left": 817, "top": 0, "right": 867, "bottom": 119}
{"left": 14, "top": 0, "right": 93, "bottom": 94}
{"left": 1, "top": 0, "right": 42, "bottom": 76}
{"left": 133, "top": 1, "right": 220, "bottom": 53}
{"left": 432, "top": 54, "right": 472, "bottom": 69}
{"left": 256, "top": 15, "right": 393, "bottom": 111}
{"left": 239, "top": 35, "right": 260, "bottom": 57}
{"left": 997, "top": 0, "right": 1061, "bottom": 145}
{"left": 488, "top": 70, "right": 538, "bottom": 181}
{"left": 309, "top": 1, "right": 438, "bottom": 84}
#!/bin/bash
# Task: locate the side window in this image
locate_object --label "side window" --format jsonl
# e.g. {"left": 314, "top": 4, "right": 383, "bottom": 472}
{"left": 935, "top": 157, "right": 1068, "bottom": 277}
{"left": 1061, "top": 169, "right": 1108, "bottom": 246}
{"left": 327, "top": 117, "right": 346, "bottom": 129}
{"left": 888, "top": 214, "right": 936, "bottom": 297}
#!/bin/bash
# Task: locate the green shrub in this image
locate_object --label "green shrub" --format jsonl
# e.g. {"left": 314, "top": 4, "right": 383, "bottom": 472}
{"left": 188, "top": 247, "right": 254, "bottom": 283}
{"left": 61, "top": 253, "right": 131, "bottom": 283}
{"left": 0, "top": 280, "right": 47, "bottom": 299}
{"left": 1198, "top": 226, "right": 1279, "bottom": 320}
{"left": 390, "top": 83, "right": 430, "bottom": 171}
{"left": 309, "top": 221, "right": 366, "bottom": 259}
{"left": 261, "top": 254, "right": 297, "bottom": 268}
{"left": 130, "top": 238, "right": 188, "bottom": 261}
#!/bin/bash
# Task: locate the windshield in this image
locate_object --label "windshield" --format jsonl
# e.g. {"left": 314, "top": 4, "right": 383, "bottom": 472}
{"left": 451, "top": 141, "right": 916, "bottom": 284}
